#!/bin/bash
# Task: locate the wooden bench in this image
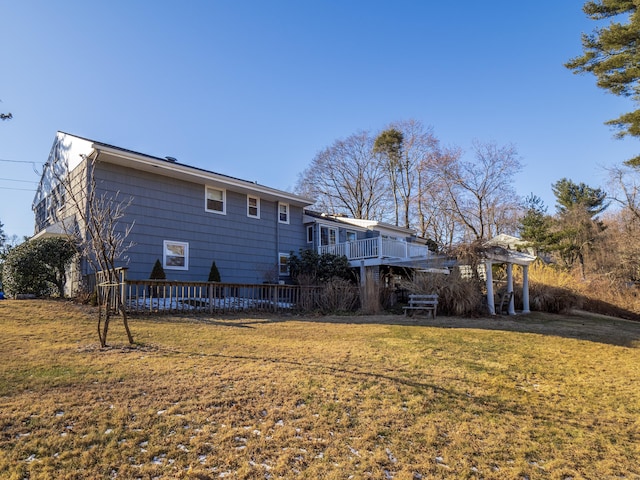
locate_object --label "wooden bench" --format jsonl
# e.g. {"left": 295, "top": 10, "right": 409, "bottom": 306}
{"left": 403, "top": 294, "right": 438, "bottom": 318}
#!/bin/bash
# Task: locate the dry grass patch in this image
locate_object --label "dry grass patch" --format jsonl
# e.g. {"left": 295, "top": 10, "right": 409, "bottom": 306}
{"left": 0, "top": 300, "right": 639, "bottom": 479}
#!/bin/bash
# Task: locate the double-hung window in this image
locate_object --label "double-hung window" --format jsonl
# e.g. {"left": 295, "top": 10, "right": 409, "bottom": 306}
{"left": 163, "top": 240, "right": 189, "bottom": 270}
{"left": 247, "top": 195, "right": 260, "bottom": 218}
{"left": 205, "top": 186, "right": 226, "bottom": 214}
{"left": 279, "top": 253, "right": 290, "bottom": 276}
{"left": 278, "top": 202, "right": 289, "bottom": 224}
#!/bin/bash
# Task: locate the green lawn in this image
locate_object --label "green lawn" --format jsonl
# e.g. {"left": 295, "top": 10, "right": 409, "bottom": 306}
{"left": 1, "top": 300, "right": 639, "bottom": 479}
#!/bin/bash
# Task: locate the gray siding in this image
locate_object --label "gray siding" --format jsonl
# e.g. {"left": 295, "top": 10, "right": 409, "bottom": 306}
{"left": 94, "top": 163, "right": 306, "bottom": 283}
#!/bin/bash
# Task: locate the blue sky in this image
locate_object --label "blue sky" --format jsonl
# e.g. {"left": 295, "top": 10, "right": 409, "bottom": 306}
{"left": 1, "top": 1, "right": 638, "bottom": 239}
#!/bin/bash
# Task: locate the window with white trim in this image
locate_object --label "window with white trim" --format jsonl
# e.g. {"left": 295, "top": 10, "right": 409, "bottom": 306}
{"left": 205, "top": 186, "right": 226, "bottom": 214}
{"left": 279, "top": 253, "right": 290, "bottom": 276}
{"left": 163, "top": 240, "right": 189, "bottom": 270}
{"left": 346, "top": 230, "right": 357, "bottom": 242}
{"left": 306, "top": 225, "right": 313, "bottom": 244}
{"left": 320, "top": 226, "right": 337, "bottom": 246}
{"left": 278, "top": 202, "right": 289, "bottom": 224}
{"left": 247, "top": 195, "right": 260, "bottom": 218}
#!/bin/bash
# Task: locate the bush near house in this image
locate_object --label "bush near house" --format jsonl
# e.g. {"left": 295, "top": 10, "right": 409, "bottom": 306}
{"left": 149, "top": 259, "right": 166, "bottom": 280}
{"left": 2, "top": 237, "right": 76, "bottom": 298}
{"left": 288, "top": 250, "right": 354, "bottom": 285}
{"left": 402, "top": 270, "right": 484, "bottom": 316}
{"left": 208, "top": 260, "right": 221, "bottom": 282}
{"left": 148, "top": 259, "right": 166, "bottom": 298}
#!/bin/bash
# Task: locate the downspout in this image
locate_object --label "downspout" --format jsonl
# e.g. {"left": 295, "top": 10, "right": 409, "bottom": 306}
{"left": 276, "top": 203, "right": 280, "bottom": 281}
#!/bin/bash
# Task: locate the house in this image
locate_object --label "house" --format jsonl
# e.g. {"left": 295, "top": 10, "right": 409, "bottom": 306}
{"left": 33, "top": 132, "right": 315, "bottom": 291}
{"left": 33, "top": 132, "right": 444, "bottom": 297}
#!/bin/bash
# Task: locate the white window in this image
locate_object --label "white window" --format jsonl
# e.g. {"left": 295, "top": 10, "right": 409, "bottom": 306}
{"left": 163, "top": 240, "right": 189, "bottom": 270}
{"left": 279, "top": 253, "right": 290, "bottom": 276}
{"left": 306, "top": 225, "right": 313, "bottom": 244}
{"left": 278, "top": 202, "right": 289, "bottom": 224}
{"left": 205, "top": 186, "right": 226, "bottom": 214}
{"left": 247, "top": 195, "right": 260, "bottom": 218}
{"left": 346, "top": 230, "right": 357, "bottom": 242}
{"left": 320, "top": 226, "right": 337, "bottom": 246}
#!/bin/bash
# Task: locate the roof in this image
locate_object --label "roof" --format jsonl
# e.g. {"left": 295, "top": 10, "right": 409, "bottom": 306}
{"left": 57, "top": 132, "right": 315, "bottom": 207}
{"left": 483, "top": 234, "right": 537, "bottom": 266}
{"left": 484, "top": 234, "right": 530, "bottom": 250}
{"left": 304, "top": 210, "right": 417, "bottom": 236}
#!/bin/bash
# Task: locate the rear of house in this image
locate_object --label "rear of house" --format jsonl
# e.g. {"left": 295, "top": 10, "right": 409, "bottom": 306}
{"left": 33, "top": 132, "right": 314, "bottom": 291}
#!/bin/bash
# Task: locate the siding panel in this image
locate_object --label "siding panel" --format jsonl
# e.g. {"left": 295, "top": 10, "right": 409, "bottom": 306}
{"left": 93, "top": 163, "right": 306, "bottom": 283}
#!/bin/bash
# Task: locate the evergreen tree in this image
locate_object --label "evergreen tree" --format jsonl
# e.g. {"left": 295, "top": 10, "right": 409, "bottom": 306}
{"left": 552, "top": 178, "right": 609, "bottom": 216}
{"left": 374, "top": 128, "right": 404, "bottom": 226}
{"left": 518, "top": 194, "right": 553, "bottom": 253}
{"left": 566, "top": 1, "right": 640, "bottom": 165}
{"left": 208, "top": 261, "right": 221, "bottom": 282}
{"left": 149, "top": 259, "right": 166, "bottom": 280}
{"left": 550, "top": 178, "right": 608, "bottom": 277}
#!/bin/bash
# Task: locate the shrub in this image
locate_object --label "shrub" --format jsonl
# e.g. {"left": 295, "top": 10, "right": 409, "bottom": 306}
{"left": 2, "top": 243, "right": 49, "bottom": 297}
{"left": 288, "top": 249, "right": 354, "bottom": 285}
{"left": 527, "top": 283, "right": 581, "bottom": 313}
{"left": 149, "top": 259, "right": 166, "bottom": 280}
{"left": 401, "top": 269, "right": 483, "bottom": 316}
{"left": 317, "top": 277, "right": 359, "bottom": 313}
{"left": 208, "top": 261, "right": 221, "bottom": 282}
{"left": 148, "top": 259, "right": 166, "bottom": 298}
{"left": 2, "top": 237, "right": 76, "bottom": 297}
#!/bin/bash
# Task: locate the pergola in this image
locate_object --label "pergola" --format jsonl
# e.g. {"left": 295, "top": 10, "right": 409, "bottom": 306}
{"left": 483, "top": 235, "right": 537, "bottom": 316}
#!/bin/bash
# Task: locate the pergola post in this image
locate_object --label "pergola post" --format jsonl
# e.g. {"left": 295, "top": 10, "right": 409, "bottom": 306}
{"left": 522, "top": 264, "right": 530, "bottom": 313}
{"left": 485, "top": 260, "right": 495, "bottom": 315}
{"left": 506, "top": 262, "right": 515, "bottom": 315}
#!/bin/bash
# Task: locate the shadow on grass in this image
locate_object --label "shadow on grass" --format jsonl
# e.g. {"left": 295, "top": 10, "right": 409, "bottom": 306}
{"left": 146, "top": 308, "right": 640, "bottom": 348}
{"left": 404, "top": 311, "right": 640, "bottom": 348}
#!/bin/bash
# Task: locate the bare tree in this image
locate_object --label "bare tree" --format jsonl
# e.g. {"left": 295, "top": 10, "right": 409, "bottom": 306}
{"left": 415, "top": 146, "right": 464, "bottom": 248}
{"left": 607, "top": 164, "right": 640, "bottom": 221}
{"left": 389, "top": 119, "right": 441, "bottom": 230}
{"left": 603, "top": 164, "right": 640, "bottom": 281}
{"left": 296, "top": 131, "right": 388, "bottom": 219}
{"left": 58, "top": 152, "right": 135, "bottom": 347}
{"left": 438, "top": 140, "right": 523, "bottom": 242}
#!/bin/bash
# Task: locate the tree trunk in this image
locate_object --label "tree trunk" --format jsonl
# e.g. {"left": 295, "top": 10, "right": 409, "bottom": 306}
{"left": 120, "top": 307, "right": 134, "bottom": 344}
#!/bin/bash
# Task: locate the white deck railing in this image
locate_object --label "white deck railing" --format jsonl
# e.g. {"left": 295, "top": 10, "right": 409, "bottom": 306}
{"left": 318, "top": 237, "right": 430, "bottom": 263}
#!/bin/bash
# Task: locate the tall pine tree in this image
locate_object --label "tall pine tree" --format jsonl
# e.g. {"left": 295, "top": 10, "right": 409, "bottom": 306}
{"left": 566, "top": 1, "right": 640, "bottom": 165}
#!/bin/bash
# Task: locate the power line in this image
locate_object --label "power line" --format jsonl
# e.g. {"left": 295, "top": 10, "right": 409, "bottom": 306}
{"left": 0, "top": 186, "right": 36, "bottom": 192}
{"left": 0, "top": 177, "right": 38, "bottom": 184}
{"left": 0, "top": 158, "right": 37, "bottom": 164}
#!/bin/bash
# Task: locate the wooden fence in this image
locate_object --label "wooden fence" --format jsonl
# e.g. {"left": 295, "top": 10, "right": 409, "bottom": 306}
{"left": 94, "top": 268, "right": 366, "bottom": 316}
{"left": 123, "top": 280, "right": 323, "bottom": 315}
{"left": 93, "top": 269, "right": 323, "bottom": 315}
